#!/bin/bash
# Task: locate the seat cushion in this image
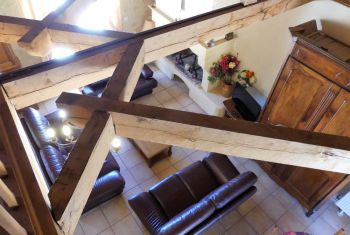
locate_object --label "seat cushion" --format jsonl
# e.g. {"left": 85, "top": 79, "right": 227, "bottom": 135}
{"left": 203, "top": 153, "right": 240, "bottom": 184}
{"left": 22, "top": 108, "right": 52, "bottom": 149}
{"left": 150, "top": 175, "right": 196, "bottom": 219}
{"left": 176, "top": 162, "right": 219, "bottom": 201}
{"left": 99, "top": 152, "right": 120, "bottom": 176}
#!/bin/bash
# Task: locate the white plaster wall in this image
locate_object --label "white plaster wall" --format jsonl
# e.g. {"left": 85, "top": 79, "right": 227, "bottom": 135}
{"left": 233, "top": 0, "right": 350, "bottom": 97}
{"left": 120, "top": 0, "right": 151, "bottom": 33}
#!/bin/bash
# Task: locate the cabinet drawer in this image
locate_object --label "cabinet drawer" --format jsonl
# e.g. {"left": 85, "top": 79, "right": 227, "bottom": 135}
{"left": 291, "top": 43, "right": 350, "bottom": 90}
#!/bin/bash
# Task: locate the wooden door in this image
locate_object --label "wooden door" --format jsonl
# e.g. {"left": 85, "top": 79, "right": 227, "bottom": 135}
{"left": 0, "top": 43, "right": 20, "bottom": 74}
{"left": 261, "top": 57, "right": 340, "bottom": 131}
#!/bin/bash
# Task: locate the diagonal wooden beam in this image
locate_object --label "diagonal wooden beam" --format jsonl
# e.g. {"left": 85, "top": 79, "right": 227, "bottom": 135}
{"left": 49, "top": 111, "right": 114, "bottom": 235}
{"left": 17, "top": 0, "right": 76, "bottom": 56}
{"left": 102, "top": 40, "right": 145, "bottom": 101}
{"left": 56, "top": 92, "right": 350, "bottom": 174}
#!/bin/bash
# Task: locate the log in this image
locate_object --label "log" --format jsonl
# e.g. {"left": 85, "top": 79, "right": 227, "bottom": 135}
{"left": 0, "top": 205, "right": 27, "bottom": 235}
{"left": 102, "top": 40, "right": 145, "bottom": 101}
{"left": 56, "top": 92, "right": 350, "bottom": 174}
{"left": 0, "top": 179, "right": 18, "bottom": 208}
{"left": 49, "top": 111, "right": 114, "bottom": 235}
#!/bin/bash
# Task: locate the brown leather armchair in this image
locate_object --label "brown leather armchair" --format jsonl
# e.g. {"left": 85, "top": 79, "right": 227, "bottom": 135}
{"left": 129, "top": 153, "right": 257, "bottom": 235}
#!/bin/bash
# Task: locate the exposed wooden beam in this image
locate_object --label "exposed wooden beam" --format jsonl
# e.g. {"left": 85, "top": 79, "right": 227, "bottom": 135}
{"left": 57, "top": 92, "right": 350, "bottom": 174}
{"left": 0, "top": 15, "right": 132, "bottom": 54}
{"left": 49, "top": 111, "right": 114, "bottom": 235}
{"left": 0, "top": 205, "right": 27, "bottom": 235}
{"left": 0, "top": 0, "right": 309, "bottom": 109}
{"left": 1, "top": 43, "right": 127, "bottom": 109}
{"left": 102, "top": 40, "right": 145, "bottom": 101}
{"left": 18, "top": 0, "right": 76, "bottom": 56}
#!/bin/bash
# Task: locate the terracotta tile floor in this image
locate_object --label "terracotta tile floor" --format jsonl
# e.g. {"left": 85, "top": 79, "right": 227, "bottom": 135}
{"left": 72, "top": 65, "right": 350, "bottom": 235}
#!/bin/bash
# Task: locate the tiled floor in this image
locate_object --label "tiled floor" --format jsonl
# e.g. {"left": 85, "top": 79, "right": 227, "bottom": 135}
{"left": 74, "top": 65, "right": 350, "bottom": 235}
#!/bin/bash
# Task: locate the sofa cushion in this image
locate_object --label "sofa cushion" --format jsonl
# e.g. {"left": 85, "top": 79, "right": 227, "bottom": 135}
{"left": 22, "top": 107, "right": 52, "bottom": 149}
{"left": 158, "top": 199, "right": 215, "bottom": 235}
{"left": 150, "top": 175, "right": 196, "bottom": 219}
{"left": 204, "top": 171, "right": 257, "bottom": 209}
{"left": 141, "top": 65, "right": 154, "bottom": 79}
{"left": 203, "top": 153, "right": 240, "bottom": 184}
{"left": 40, "top": 145, "right": 66, "bottom": 184}
{"left": 98, "top": 152, "right": 120, "bottom": 176}
{"left": 176, "top": 162, "right": 219, "bottom": 201}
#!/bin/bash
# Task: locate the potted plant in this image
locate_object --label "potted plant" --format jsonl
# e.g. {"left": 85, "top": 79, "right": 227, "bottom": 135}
{"left": 236, "top": 69, "right": 257, "bottom": 88}
{"left": 208, "top": 54, "right": 240, "bottom": 98}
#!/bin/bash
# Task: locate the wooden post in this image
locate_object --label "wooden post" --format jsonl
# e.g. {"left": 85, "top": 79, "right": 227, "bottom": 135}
{"left": 49, "top": 111, "right": 115, "bottom": 235}
{"left": 0, "top": 179, "right": 18, "bottom": 208}
{"left": 0, "top": 205, "right": 27, "bottom": 235}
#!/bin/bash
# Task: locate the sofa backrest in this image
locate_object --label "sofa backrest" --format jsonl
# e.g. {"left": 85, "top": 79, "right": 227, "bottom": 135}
{"left": 149, "top": 161, "right": 221, "bottom": 219}
{"left": 22, "top": 107, "right": 52, "bottom": 149}
{"left": 40, "top": 145, "right": 67, "bottom": 184}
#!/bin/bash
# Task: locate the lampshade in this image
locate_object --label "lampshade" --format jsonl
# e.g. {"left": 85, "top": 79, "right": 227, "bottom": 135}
{"left": 111, "top": 137, "right": 121, "bottom": 151}
{"left": 58, "top": 109, "right": 67, "bottom": 119}
{"left": 62, "top": 125, "right": 72, "bottom": 137}
{"left": 46, "top": 127, "right": 56, "bottom": 139}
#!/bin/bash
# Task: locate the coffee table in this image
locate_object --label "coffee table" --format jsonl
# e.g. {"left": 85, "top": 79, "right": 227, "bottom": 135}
{"left": 132, "top": 140, "right": 172, "bottom": 167}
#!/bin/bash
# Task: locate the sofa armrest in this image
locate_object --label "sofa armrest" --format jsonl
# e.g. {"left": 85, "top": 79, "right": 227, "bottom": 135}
{"left": 158, "top": 199, "right": 215, "bottom": 235}
{"left": 203, "top": 153, "right": 240, "bottom": 184}
{"left": 204, "top": 171, "right": 257, "bottom": 209}
{"left": 141, "top": 65, "right": 154, "bottom": 78}
{"left": 129, "top": 192, "right": 168, "bottom": 235}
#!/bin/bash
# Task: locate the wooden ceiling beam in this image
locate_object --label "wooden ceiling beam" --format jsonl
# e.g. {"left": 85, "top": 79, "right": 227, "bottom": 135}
{"left": 17, "top": 0, "right": 76, "bottom": 56}
{"left": 56, "top": 92, "right": 350, "bottom": 174}
{"left": 1, "top": 42, "right": 128, "bottom": 109}
{"left": 49, "top": 111, "right": 114, "bottom": 235}
{"left": 102, "top": 40, "right": 145, "bottom": 101}
{"left": 0, "top": 15, "right": 133, "bottom": 54}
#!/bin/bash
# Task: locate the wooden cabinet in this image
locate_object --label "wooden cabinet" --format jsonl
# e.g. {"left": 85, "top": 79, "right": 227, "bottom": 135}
{"left": 261, "top": 58, "right": 340, "bottom": 131}
{"left": 259, "top": 38, "right": 350, "bottom": 215}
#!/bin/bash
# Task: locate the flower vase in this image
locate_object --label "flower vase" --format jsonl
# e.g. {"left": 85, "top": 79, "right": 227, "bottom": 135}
{"left": 222, "top": 82, "right": 235, "bottom": 98}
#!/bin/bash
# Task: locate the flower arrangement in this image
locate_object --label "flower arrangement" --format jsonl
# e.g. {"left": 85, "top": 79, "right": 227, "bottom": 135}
{"left": 236, "top": 69, "right": 257, "bottom": 87}
{"left": 208, "top": 54, "right": 240, "bottom": 85}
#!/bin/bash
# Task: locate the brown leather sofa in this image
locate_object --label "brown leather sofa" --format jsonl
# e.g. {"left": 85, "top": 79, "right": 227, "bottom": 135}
{"left": 129, "top": 153, "right": 257, "bottom": 235}
{"left": 21, "top": 107, "right": 125, "bottom": 212}
{"left": 82, "top": 65, "right": 158, "bottom": 99}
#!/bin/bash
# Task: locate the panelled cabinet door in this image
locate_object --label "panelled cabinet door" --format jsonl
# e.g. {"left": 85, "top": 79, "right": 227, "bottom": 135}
{"left": 0, "top": 43, "right": 21, "bottom": 74}
{"left": 261, "top": 57, "right": 340, "bottom": 131}
{"left": 283, "top": 90, "right": 350, "bottom": 210}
